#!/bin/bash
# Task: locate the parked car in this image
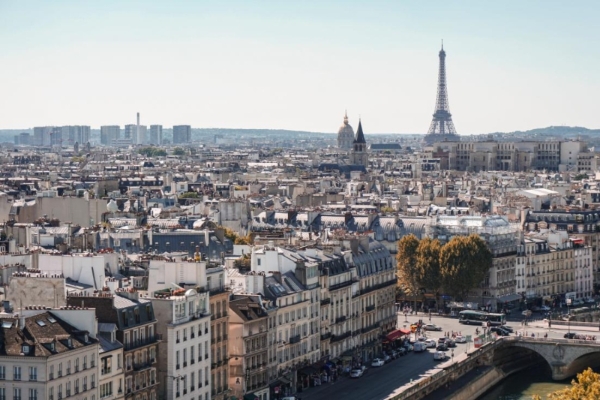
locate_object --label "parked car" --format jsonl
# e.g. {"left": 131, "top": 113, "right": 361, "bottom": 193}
{"left": 382, "top": 354, "right": 391, "bottom": 362}
{"left": 413, "top": 342, "right": 428, "bottom": 352}
{"left": 522, "top": 310, "right": 532, "bottom": 317}
{"left": 539, "top": 305, "right": 551, "bottom": 311}
{"left": 423, "top": 324, "right": 443, "bottom": 331}
{"left": 564, "top": 332, "right": 577, "bottom": 339}
{"left": 403, "top": 343, "right": 414, "bottom": 352}
{"left": 585, "top": 298, "right": 596, "bottom": 304}
{"left": 433, "top": 351, "right": 447, "bottom": 361}
{"left": 350, "top": 368, "right": 364, "bottom": 378}
{"left": 436, "top": 343, "right": 448, "bottom": 351}
{"left": 454, "top": 335, "right": 466, "bottom": 343}
{"left": 446, "top": 339, "right": 456, "bottom": 348}
{"left": 490, "top": 327, "right": 510, "bottom": 336}
{"left": 417, "top": 336, "right": 428, "bottom": 342}
{"left": 397, "top": 347, "right": 407, "bottom": 356}
{"left": 425, "top": 339, "right": 437, "bottom": 348}
{"left": 501, "top": 325, "right": 514, "bottom": 333}
{"left": 437, "top": 337, "right": 447, "bottom": 344}
{"left": 371, "top": 358, "right": 385, "bottom": 367}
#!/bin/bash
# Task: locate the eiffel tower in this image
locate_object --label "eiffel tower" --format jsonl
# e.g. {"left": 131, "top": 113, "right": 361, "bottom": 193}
{"left": 423, "top": 42, "right": 460, "bottom": 145}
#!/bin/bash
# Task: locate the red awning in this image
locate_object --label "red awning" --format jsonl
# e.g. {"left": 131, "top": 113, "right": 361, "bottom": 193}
{"left": 386, "top": 329, "right": 410, "bottom": 341}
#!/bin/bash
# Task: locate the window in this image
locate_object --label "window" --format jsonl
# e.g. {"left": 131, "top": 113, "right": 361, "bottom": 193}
{"left": 13, "top": 366, "right": 21, "bottom": 380}
{"left": 101, "top": 357, "right": 112, "bottom": 375}
{"left": 66, "top": 382, "right": 71, "bottom": 397}
{"left": 29, "top": 366, "right": 37, "bottom": 381}
{"left": 84, "top": 356, "right": 88, "bottom": 369}
{"left": 13, "top": 388, "right": 21, "bottom": 400}
{"left": 0, "top": 388, "right": 4, "bottom": 400}
{"left": 75, "top": 379, "right": 79, "bottom": 394}
{"left": 0, "top": 365, "right": 4, "bottom": 380}
{"left": 92, "top": 374, "right": 96, "bottom": 388}
{"left": 48, "top": 388, "right": 52, "bottom": 400}
{"left": 100, "top": 382, "right": 112, "bottom": 398}
{"left": 67, "top": 360, "right": 71, "bottom": 375}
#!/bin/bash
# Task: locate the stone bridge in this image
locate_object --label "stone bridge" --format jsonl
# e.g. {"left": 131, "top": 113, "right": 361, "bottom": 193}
{"left": 500, "top": 336, "right": 600, "bottom": 380}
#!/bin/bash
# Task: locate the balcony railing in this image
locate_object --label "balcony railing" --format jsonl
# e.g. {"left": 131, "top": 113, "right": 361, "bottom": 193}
{"left": 320, "top": 332, "right": 331, "bottom": 341}
{"left": 124, "top": 334, "right": 161, "bottom": 351}
{"left": 365, "top": 305, "right": 376, "bottom": 312}
{"left": 289, "top": 334, "right": 301, "bottom": 344}
{"left": 362, "top": 323, "right": 380, "bottom": 334}
{"left": 329, "top": 280, "right": 353, "bottom": 291}
{"left": 330, "top": 331, "right": 351, "bottom": 343}
{"left": 320, "top": 298, "right": 331, "bottom": 306}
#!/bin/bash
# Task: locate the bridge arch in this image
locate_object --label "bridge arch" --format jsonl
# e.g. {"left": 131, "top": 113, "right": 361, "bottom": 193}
{"left": 505, "top": 339, "right": 600, "bottom": 380}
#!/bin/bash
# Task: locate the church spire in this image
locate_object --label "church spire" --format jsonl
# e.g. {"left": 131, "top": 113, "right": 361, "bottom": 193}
{"left": 354, "top": 119, "right": 366, "bottom": 144}
{"left": 344, "top": 109, "right": 348, "bottom": 124}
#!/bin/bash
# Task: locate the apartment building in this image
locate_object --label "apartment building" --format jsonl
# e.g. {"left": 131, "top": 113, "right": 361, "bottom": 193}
{"left": 151, "top": 286, "right": 211, "bottom": 400}
{"left": 228, "top": 295, "right": 269, "bottom": 400}
{"left": 68, "top": 290, "right": 159, "bottom": 400}
{"left": 0, "top": 309, "right": 100, "bottom": 400}
{"left": 207, "top": 265, "right": 230, "bottom": 400}
{"left": 173, "top": 125, "right": 192, "bottom": 144}
{"left": 98, "top": 323, "right": 125, "bottom": 400}
{"left": 525, "top": 209, "right": 600, "bottom": 292}
{"left": 433, "top": 139, "right": 590, "bottom": 172}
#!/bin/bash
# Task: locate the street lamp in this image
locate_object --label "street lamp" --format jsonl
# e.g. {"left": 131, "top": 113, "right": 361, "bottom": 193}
{"left": 451, "top": 349, "right": 454, "bottom": 362}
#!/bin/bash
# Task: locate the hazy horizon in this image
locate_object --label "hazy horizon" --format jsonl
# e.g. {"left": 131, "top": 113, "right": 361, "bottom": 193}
{"left": 2, "top": 1, "right": 600, "bottom": 133}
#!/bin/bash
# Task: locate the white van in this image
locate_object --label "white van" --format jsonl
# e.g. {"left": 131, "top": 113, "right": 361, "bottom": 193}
{"left": 413, "top": 342, "right": 427, "bottom": 352}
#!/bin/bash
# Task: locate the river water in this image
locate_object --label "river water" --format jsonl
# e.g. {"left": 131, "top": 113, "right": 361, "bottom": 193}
{"left": 478, "top": 365, "right": 571, "bottom": 400}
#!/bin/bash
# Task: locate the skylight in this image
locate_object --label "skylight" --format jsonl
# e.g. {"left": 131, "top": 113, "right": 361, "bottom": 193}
{"left": 36, "top": 320, "right": 46, "bottom": 327}
{"left": 47, "top": 316, "right": 57, "bottom": 324}
{"left": 1, "top": 321, "right": 12, "bottom": 328}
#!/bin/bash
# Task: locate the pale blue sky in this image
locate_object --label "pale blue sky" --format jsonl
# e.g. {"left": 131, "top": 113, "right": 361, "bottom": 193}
{"left": 1, "top": 1, "right": 599, "bottom": 134}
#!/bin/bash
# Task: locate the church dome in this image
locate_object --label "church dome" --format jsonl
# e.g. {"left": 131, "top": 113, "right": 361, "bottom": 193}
{"left": 338, "top": 112, "right": 354, "bottom": 136}
{"left": 337, "top": 111, "right": 355, "bottom": 150}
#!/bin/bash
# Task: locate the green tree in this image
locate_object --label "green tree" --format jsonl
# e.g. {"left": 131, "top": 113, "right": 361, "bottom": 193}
{"left": 439, "top": 234, "right": 492, "bottom": 301}
{"left": 179, "top": 191, "right": 199, "bottom": 199}
{"left": 173, "top": 147, "right": 186, "bottom": 156}
{"left": 138, "top": 147, "right": 167, "bottom": 157}
{"left": 416, "top": 237, "right": 442, "bottom": 304}
{"left": 534, "top": 368, "right": 600, "bottom": 399}
{"left": 396, "top": 234, "right": 420, "bottom": 310}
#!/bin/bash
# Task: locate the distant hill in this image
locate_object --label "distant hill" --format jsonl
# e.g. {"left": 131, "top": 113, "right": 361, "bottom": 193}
{"left": 489, "top": 126, "right": 600, "bottom": 138}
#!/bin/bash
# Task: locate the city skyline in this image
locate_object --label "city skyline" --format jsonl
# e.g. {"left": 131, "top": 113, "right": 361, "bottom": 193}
{"left": 1, "top": 1, "right": 600, "bottom": 134}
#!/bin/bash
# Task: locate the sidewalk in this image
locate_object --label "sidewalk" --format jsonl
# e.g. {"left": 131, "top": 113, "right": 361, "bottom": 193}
{"left": 293, "top": 372, "right": 350, "bottom": 399}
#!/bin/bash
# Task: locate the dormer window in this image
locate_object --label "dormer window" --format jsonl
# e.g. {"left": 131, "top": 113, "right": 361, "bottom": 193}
{"left": 22, "top": 345, "right": 30, "bottom": 354}
{"left": 84, "top": 334, "right": 89, "bottom": 343}
{"left": 67, "top": 338, "right": 72, "bottom": 348}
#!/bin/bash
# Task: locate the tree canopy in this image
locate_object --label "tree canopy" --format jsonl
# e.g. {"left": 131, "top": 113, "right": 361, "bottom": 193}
{"left": 173, "top": 147, "right": 186, "bottom": 156}
{"left": 415, "top": 237, "right": 442, "bottom": 297}
{"left": 138, "top": 147, "right": 167, "bottom": 157}
{"left": 533, "top": 368, "right": 600, "bottom": 400}
{"left": 396, "top": 234, "right": 493, "bottom": 302}
{"left": 439, "top": 234, "right": 493, "bottom": 301}
{"left": 396, "top": 234, "right": 421, "bottom": 300}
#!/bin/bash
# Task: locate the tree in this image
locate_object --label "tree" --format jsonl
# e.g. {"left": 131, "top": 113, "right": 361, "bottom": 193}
{"left": 138, "top": 147, "right": 167, "bottom": 157}
{"left": 396, "top": 234, "right": 421, "bottom": 310}
{"left": 173, "top": 147, "right": 186, "bottom": 156}
{"left": 179, "top": 191, "right": 199, "bottom": 199}
{"left": 439, "top": 234, "right": 492, "bottom": 301}
{"left": 534, "top": 368, "right": 600, "bottom": 399}
{"left": 415, "top": 237, "right": 442, "bottom": 305}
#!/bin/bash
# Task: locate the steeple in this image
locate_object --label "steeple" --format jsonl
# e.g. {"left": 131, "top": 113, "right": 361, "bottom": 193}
{"left": 344, "top": 109, "right": 348, "bottom": 124}
{"left": 354, "top": 119, "right": 366, "bottom": 144}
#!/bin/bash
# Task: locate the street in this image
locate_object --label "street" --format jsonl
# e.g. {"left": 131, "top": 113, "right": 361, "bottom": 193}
{"left": 301, "top": 311, "right": 598, "bottom": 400}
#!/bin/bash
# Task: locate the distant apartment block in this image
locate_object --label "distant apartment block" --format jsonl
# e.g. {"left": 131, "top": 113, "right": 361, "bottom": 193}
{"left": 14, "top": 132, "right": 31, "bottom": 146}
{"left": 101, "top": 125, "right": 121, "bottom": 145}
{"left": 173, "top": 125, "right": 192, "bottom": 144}
{"left": 149, "top": 125, "right": 163, "bottom": 145}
